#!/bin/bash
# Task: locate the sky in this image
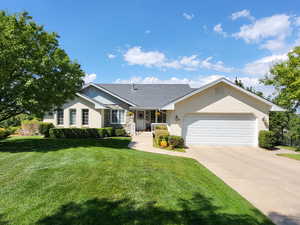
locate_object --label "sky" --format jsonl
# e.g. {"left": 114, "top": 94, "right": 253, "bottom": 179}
{"left": 3, "top": 0, "right": 300, "bottom": 96}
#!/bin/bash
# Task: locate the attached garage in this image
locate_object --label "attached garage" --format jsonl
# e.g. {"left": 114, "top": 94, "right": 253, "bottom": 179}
{"left": 183, "top": 114, "right": 257, "bottom": 146}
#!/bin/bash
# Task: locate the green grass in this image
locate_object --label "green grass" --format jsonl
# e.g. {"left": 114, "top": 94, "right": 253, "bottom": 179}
{"left": 277, "top": 153, "right": 300, "bottom": 161}
{"left": 0, "top": 136, "right": 273, "bottom": 225}
{"left": 277, "top": 145, "right": 298, "bottom": 151}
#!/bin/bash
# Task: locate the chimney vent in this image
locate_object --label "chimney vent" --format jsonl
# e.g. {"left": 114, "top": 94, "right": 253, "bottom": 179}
{"left": 131, "top": 83, "right": 137, "bottom": 91}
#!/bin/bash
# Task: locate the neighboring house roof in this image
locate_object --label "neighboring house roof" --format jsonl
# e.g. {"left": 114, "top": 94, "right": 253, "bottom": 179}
{"left": 161, "top": 78, "right": 285, "bottom": 111}
{"left": 76, "top": 93, "right": 107, "bottom": 109}
{"left": 95, "top": 83, "right": 196, "bottom": 109}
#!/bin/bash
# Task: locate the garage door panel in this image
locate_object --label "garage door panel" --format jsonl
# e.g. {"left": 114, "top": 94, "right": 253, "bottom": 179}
{"left": 183, "top": 114, "right": 256, "bottom": 146}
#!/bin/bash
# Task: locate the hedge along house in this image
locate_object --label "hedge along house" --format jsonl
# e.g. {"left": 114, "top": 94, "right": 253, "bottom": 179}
{"left": 43, "top": 78, "right": 284, "bottom": 146}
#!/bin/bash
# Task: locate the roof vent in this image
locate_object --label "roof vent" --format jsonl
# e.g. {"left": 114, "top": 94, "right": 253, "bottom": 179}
{"left": 131, "top": 83, "right": 138, "bottom": 91}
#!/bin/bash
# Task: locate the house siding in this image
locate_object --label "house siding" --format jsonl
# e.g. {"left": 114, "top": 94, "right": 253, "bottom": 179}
{"left": 167, "top": 82, "right": 271, "bottom": 142}
{"left": 43, "top": 97, "right": 103, "bottom": 128}
{"left": 104, "top": 108, "right": 135, "bottom": 134}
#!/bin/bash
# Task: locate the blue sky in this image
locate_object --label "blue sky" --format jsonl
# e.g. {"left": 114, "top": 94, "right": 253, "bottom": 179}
{"left": 3, "top": 0, "right": 300, "bottom": 95}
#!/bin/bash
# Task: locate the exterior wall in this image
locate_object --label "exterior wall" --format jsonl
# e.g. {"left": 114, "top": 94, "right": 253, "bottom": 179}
{"left": 167, "top": 82, "right": 271, "bottom": 138}
{"left": 103, "top": 107, "right": 135, "bottom": 135}
{"left": 43, "top": 97, "right": 103, "bottom": 128}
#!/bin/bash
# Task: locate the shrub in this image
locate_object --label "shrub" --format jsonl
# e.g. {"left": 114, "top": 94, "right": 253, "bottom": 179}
{"left": 259, "top": 130, "right": 276, "bottom": 149}
{"left": 105, "top": 127, "right": 114, "bottom": 137}
{"left": 155, "top": 125, "right": 168, "bottom": 130}
{"left": 115, "top": 128, "right": 126, "bottom": 136}
{"left": 97, "top": 128, "right": 107, "bottom": 138}
{"left": 168, "top": 135, "right": 184, "bottom": 149}
{"left": 0, "top": 128, "right": 11, "bottom": 139}
{"left": 49, "top": 128, "right": 100, "bottom": 139}
{"left": 160, "top": 139, "right": 168, "bottom": 147}
{"left": 39, "top": 122, "right": 54, "bottom": 137}
{"left": 21, "top": 119, "right": 40, "bottom": 136}
{"left": 154, "top": 129, "right": 169, "bottom": 137}
{"left": 6, "top": 126, "right": 20, "bottom": 135}
{"left": 49, "top": 127, "right": 118, "bottom": 139}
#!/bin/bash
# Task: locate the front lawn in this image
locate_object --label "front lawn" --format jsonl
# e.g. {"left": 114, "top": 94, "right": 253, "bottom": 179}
{"left": 277, "top": 153, "right": 300, "bottom": 161}
{"left": 0, "top": 136, "right": 272, "bottom": 225}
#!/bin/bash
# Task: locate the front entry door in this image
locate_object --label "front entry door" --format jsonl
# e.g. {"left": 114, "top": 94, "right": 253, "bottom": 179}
{"left": 136, "top": 111, "right": 145, "bottom": 131}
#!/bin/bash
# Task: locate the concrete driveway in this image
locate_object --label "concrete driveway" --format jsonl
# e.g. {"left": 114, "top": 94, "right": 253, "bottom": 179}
{"left": 190, "top": 146, "right": 300, "bottom": 225}
{"left": 130, "top": 135, "right": 300, "bottom": 225}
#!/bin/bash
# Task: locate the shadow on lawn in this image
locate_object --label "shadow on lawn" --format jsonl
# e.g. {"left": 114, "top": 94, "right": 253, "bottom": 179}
{"left": 269, "top": 212, "right": 300, "bottom": 225}
{"left": 0, "top": 137, "right": 131, "bottom": 153}
{"left": 37, "top": 193, "right": 272, "bottom": 225}
{"left": 0, "top": 214, "right": 8, "bottom": 225}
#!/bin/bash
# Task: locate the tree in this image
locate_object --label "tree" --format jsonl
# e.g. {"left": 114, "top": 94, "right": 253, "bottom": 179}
{"left": 234, "top": 77, "right": 265, "bottom": 98}
{"left": 0, "top": 11, "right": 85, "bottom": 122}
{"left": 261, "top": 46, "right": 300, "bottom": 111}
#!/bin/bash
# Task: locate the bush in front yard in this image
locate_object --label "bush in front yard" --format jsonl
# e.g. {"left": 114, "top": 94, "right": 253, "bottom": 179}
{"left": 259, "top": 130, "right": 276, "bottom": 149}
{"left": 49, "top": 128, "right": 117, "bottom": 139}
{"left": 39, "top": 122, "right": 54, "bottom": 137}
{"left": 0, "top": 128, "right": 11, "bottom": 139}
{"left": 168, "top": 135, "right": 184, "bottom": 149}
{"left": 97, "top": 128, "right": 107, "bottom": 138}
{"left": 105, "top": 127, "right": 114, "bottom": 136}
{"left": 154, "top": 125, "right": 168, "bottom": 130}
{"left": 154, "top": 129, "right": 169, "bottom": 146}
{"left": 115, "top": 128, "right": 126, "bottom": 136}
{"left": 21, "top": 119, "right": 40, "bottom": 136}
{"left": 49, "top": 128, "right": 98, "bottom": 138}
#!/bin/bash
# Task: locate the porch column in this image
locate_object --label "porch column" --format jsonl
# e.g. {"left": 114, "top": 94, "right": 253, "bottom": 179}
{"left": 155, "top": 110, "right": 158, "bottom": 123}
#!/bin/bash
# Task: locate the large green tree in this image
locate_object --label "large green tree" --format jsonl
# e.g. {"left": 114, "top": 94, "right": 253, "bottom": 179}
{"left": 0, "top": 11, "right": 85, "bottom": 122}
{"left": 261, "top": 46, "right": 300, "bottom": 111}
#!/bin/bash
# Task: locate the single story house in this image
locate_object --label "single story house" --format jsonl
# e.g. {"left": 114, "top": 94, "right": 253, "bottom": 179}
{"left": 43, "top": 78, "right": 283, "bottom": 146}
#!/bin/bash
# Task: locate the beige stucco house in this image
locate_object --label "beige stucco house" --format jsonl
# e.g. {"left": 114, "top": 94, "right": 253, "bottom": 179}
{"left": 43, "top": 78, "right": 283, "bottom": 146}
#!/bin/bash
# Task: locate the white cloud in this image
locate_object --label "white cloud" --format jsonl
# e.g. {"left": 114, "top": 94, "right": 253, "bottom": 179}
{"left": 124, "top": 46, "right": 166, "bottom": 67}
{"left": 233, "top": 14, "right": 291, "bottom": 43}
{"left": 115, "top": 75, "right": 261, "bottom": 89}
{"left": 200, "top": 57, "right": 234, "bottom": 72}
{"left": 213, "top": 24, "right": 228, "bottom": 37}
{"left": 115, "top": 75, "right": 225, "bottom": 87}
{"left": 259, "top": 39, "right": 286, "bottom": 51}
{"left": 123, "top": 46, "right": 234, "bottom": 72}
{"left": 145, "top": 30, "right": 151, "bottom": 34}
{"left": 243, "top": 53, "right": 288, "bottom": 75}
{"left": 231, "top": 9, "right": 255, "bottom": 21}
{"left": 294, "top": 17, "right": 300, "bottom": 26}
{"left": 183, "top": 13, "right": 194, "bottom": 20}
{"left": 84, "top": 73, "right": 97, "bottom": 83}
{"left": 107, "top": 53, "right": 116, "bottom": 59}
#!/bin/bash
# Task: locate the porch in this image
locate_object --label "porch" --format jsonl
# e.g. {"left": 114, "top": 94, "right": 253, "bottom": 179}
{"left": 133, "top": 110, "right": 167, "bottom": 132}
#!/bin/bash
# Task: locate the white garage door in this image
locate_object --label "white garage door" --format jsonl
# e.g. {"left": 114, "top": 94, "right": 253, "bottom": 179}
{"left": 183, "top": 114, "right": 256, "bottom": 146}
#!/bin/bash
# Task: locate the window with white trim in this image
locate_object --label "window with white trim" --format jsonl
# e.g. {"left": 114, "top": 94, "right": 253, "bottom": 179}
{"left": 57, "top": 109, "right": 64, "bottom": 125}
{"left": 111, "top": 109, "right": 125, "bottom": 124}
{"left": 69, "top": 109, "right": 76, "bottom": 125}
{"left": 82, "top": 109, "right": 89, "bottom": 125}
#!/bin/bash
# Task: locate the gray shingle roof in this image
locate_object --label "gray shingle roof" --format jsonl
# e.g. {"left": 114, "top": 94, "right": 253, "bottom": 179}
{"left": 96, "top": 84, "right": 196, "bottom": 108}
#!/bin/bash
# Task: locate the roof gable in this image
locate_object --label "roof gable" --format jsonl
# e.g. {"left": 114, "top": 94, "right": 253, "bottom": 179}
{"left": 161, "top": 78, "right": 285, "bottom": 111}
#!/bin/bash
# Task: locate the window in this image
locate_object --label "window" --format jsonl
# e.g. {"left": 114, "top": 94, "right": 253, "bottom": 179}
{"left": 111, "top": 109, "right": 125, "bottom": 124}
{"left": 82, "top": 109, "right": 89, "bottom": 125}
{"left": 157, "top": 111, "right": 167, "bottom": 123}
{"left": 69, "top": 109, "right": 76, "bottom": 125}
{"left": 57, "top": 109, "right": 64, "bottom": 125}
